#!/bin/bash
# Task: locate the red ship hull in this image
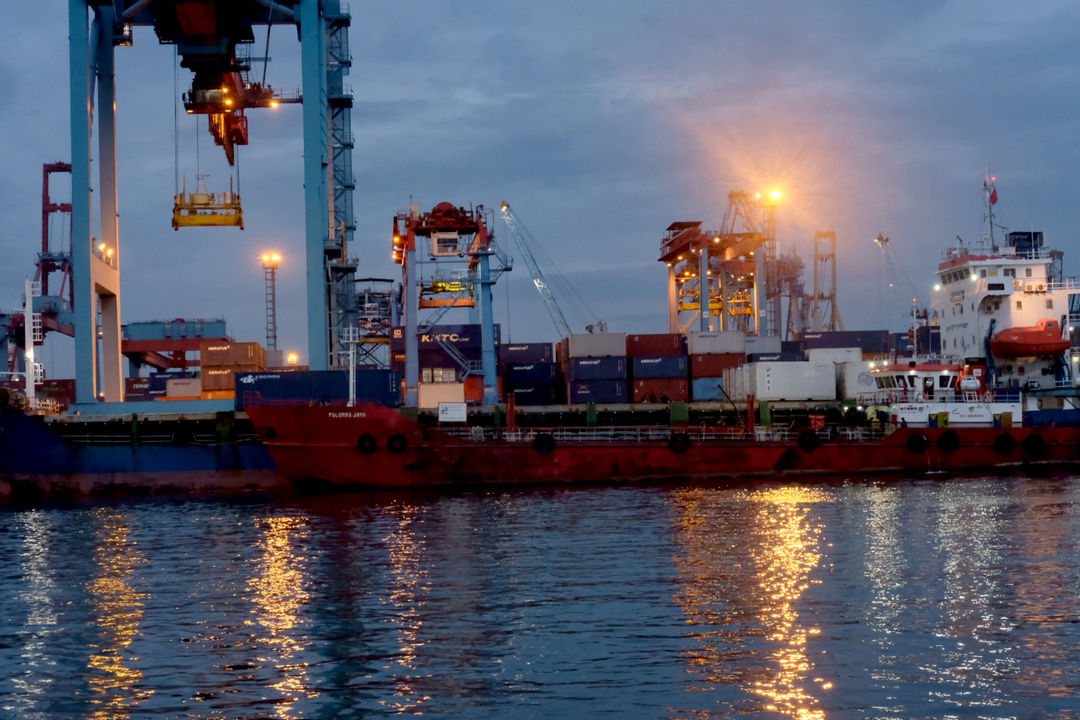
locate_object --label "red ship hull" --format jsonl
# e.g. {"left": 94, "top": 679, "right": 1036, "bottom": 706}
{"left": 247, "top": 405, "right": 1080, "bottom": 488}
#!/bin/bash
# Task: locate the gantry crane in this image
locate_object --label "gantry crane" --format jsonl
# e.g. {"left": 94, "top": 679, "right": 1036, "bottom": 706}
{"left": 67, "top": 1, "right": 357, "bottom": 403}
{"left": 392, "top": 202, "right": 510, "bottom": 407}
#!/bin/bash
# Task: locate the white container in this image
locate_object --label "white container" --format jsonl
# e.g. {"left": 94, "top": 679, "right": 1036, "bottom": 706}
{"left": 166, "top": 377, "right": 202, "bottom": 397}
{"left": 838, "top": 361, "right": 878, "bottom": 401}
{"left": 723, "top": 361, "right": 836, "bottom": 402}
{"left": 807, "top": 347, "right": 862, "bottom": 364}
{"left": 744, "top": 335, "right": 782, "bottom": 355}
{"left": 687, "top": 330, "right": 745, "bottom": 355}
{"left": 418, "top": 381, "right": 465, "bottom": 408}
{"left": 565, "top": 332, "right": 627, "bottom": 358}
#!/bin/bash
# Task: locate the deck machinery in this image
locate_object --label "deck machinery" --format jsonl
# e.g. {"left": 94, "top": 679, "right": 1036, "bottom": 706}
{"left": 67, "top": 0, "right": 358, "bottom": 406}
{"left": 392, "top": 202, "right": 511, "bottom": 408}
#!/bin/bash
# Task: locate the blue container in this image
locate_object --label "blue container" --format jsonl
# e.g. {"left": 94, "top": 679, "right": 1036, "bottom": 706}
{"left": 803, "top": 330, "right": 891, "bottom": 353}
{"left": 692, "top": 377, "right": 725, "bottom": 402}
{"left": 504, "top": 361, "right": 559, "bottom": 385}
{"left": 235, "top": 369, "right": 401, "bottom": 410}
{"left": 566, "top": 356, "right": 626, "bottom": 382}
{"left": 632, "top": 355, "right": 688, "bottom": 379}
{"left": 508, "top": 384, "right": 561, "bottom": 406}
{"left": 499, "top": 342, "right": 553, "bottom": 364}
{"left": 568, "top": 379, "right": 627, "bottom": 404}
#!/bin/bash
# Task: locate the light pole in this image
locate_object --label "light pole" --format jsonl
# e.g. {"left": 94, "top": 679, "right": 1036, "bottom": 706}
{"left": 260, "top": 253, "right": 281, "bottom": 358}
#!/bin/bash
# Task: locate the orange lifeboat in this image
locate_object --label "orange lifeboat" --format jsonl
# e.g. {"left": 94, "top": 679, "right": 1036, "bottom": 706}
{"left": 989, "top": 319, "right": 1071, "bottom": 359}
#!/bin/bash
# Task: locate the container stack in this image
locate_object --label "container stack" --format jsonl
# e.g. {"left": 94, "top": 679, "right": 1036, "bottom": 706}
{"left": 560, "top": 332, "right": 628, "bottom": 404}
{"left": 627, "top": 333, "right": 688, "bottom": 403}
{"left": 687, "top": 331, "right": 746, "bottom": 402}
{"left": 199, "top": 341, "right": 267, "bottom": 399}
{"left": 500, "top": 342, "right": 560, "bottom": 405}
{"left": 125, "top": 371, "right": 196, "bottom": 401}
{"left": 390, "top": 323, "right": 500, "bottom": 407}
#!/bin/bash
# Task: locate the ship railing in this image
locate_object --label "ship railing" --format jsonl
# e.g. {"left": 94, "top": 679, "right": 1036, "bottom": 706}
{"left": 439, "top": 425, "right": 889, "bottom": 443}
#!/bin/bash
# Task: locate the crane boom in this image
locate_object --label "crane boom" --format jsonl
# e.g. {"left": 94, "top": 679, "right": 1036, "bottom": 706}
{"left": 500, "top": 202, "right": 573, "bottom": 338}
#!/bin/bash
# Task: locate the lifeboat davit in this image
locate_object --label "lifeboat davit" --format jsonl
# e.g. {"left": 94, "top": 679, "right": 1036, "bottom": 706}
{"left": 989, "top": 319, "right": 1071, "bottom": 359}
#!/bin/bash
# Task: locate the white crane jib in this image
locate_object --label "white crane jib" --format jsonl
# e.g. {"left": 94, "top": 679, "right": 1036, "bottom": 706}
{"left": 499, "top": 202, "right": 574, "bottom": 339}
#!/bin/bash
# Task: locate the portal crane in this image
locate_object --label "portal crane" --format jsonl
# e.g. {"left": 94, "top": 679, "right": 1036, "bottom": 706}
{"left": 499, "top": 202, "right": 573, "bottom": 339}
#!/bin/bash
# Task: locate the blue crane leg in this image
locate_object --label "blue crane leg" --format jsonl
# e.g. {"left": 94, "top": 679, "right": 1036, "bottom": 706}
{"left": 70, "top": 0, "right": 96, "bottom": 404}
{"left": 301, "top": 0, "right": 329, "bottom": 370}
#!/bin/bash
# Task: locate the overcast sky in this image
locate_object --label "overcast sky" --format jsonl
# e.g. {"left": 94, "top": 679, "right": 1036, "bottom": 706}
{"left": 3, "top": 1, "right": 1079, "bottom": 374}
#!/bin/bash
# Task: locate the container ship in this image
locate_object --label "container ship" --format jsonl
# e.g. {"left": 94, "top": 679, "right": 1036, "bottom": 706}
{"left": 5, "top": 190, "right": 1080, "bottom": 497}
{"left": 243, "top": 193, "right": 1080, "bottom": 490}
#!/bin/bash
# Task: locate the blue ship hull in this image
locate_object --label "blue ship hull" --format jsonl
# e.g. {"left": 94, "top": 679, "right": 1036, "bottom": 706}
{"left": 0, "top": 409, "right": 283, "bottom": 499}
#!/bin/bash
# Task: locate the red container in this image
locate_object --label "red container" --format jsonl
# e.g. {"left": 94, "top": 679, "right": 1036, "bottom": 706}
{"left": 632, "top": 378, "right": 689, "bottom": 403}
{"left": 627, "top": 333, "right": 686, "bottom": 357}
{"left": 690, "top": 353, "right": 745, "bottom": 378}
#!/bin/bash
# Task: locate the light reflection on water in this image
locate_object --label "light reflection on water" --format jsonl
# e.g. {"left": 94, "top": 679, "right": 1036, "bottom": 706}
{"left": 1, "top": 477, "right": 1080, "bottom": 718}
{"left": 86, "top": 510, "right": 151, "bottom": 719}
{"left": 671, "top": 486, "right": 831, "bottom": 719}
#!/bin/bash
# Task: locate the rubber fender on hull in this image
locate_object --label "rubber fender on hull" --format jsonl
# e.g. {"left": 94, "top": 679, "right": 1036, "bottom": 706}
{"left": 906, "top": 432, "right": 930, "bottom": 454}
{"left": 387, "top": 434, "right": 408, "bottom": 454}
{"left": 797, "top": 429, "right": 820, "bottom": 453}
{"left": 533, "top": 433, "right": 556, "bottom": 456}
{"left": 668, "top": 432, "right": 691, "bottom": 454}
{"left": 937, "top": 430, "right": 960, "bottom": 453}
{"left": 993, "top": 433, "right": 1017, "bottom": 456}
{"left": 774, "top": 447, "right": 800, "bottom": 471}
{"left": 357, "top": 433, "right": 378, "bottom": 454}
{"left": 1021, "top": 433, "right": 1046, "bottom": 457}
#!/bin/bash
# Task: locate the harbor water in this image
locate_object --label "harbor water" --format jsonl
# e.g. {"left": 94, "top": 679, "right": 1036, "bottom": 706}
{"left": 2, "top": 475, "right": 1079, "bottom": 719}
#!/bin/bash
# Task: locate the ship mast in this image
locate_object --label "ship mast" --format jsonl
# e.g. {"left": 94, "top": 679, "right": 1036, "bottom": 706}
{"left": 983, "top": 167, "right": 998, "bottom": 249}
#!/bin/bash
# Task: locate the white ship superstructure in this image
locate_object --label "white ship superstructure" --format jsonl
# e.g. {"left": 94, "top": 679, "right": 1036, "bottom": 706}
{"left": 930, "top": 232, "right": 1075, "bottom": 356}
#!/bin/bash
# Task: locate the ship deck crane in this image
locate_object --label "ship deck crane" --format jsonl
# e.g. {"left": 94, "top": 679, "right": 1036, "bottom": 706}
{"left": 499, "top": 202, "right": 572, "bottom": 339}
{"left": 499, "top": 202, "right": 604, "bottom": 337}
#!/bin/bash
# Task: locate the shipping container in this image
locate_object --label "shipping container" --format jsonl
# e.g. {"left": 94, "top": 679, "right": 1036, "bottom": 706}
{"left": 721, "top": 361, "right": 836, "bottom": 402}
{"left": 632, "top": 378, "right": 689, "bottom": 403}
{"left": 125, "top": 377, "right": 152, "bottom": 399}
{"left": 201, "top": 367, "right": 241, "bottom": 392}
{"left": 626, "top": 333, "right": 686, "bottom": 357}
{"left": 498, "top": 342, "right": 553, "bottom": 364}
{"left": 690, "top": 353, "right": 745, "bottom": 378}
{"left": 504, "top": 361, "right": 560, "bottom": 385}
{"left": 418, "top": 381, "right": 465, "bottom": 408}
{"left": 565, "top": 356, "right": 627, "bottom": 382}
{"left": 464, "top": 375, "right": 485, "bottom": 404}
{"left": 199, "top": 341, "right": 267, "bottom": 369}
{"left": 201, "top": 390, "right": 236, "bottom": 400}
{"left": 802, "top": 330, "right": 891, "bottom": 354}
{"left": 568, "top": 379, "right": 628, "bottom": 404}
{"left": 691, "top": 377, "right": 725, "bottom": 402}
{"left": 564, "top": 332, "right": 628, "bottom": 358}
{"left": 631, "top": 355, "right": 688, "bottom": 379}
{"left": 838, "top": 361, "right": 878, "bottom": 400}
{"left": 167, "top": 377, "right": 203, "bottom": 397}
{"left": 746, "top": 350, "right": 803, "bottom": 362}
{"left": 807, "top": 347, "right": 863, "bottom": 364}
{"left": 744, "top": 335, "right": 782, "bottom": 355}
{"left": 687, "top": 330, "right": 745, "bottom": 355}
{"left": 235, "top": 369, "right": 400, "bottom": 410}
{"left": 507, "top": 385, "right": 561, "bottom": 406}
